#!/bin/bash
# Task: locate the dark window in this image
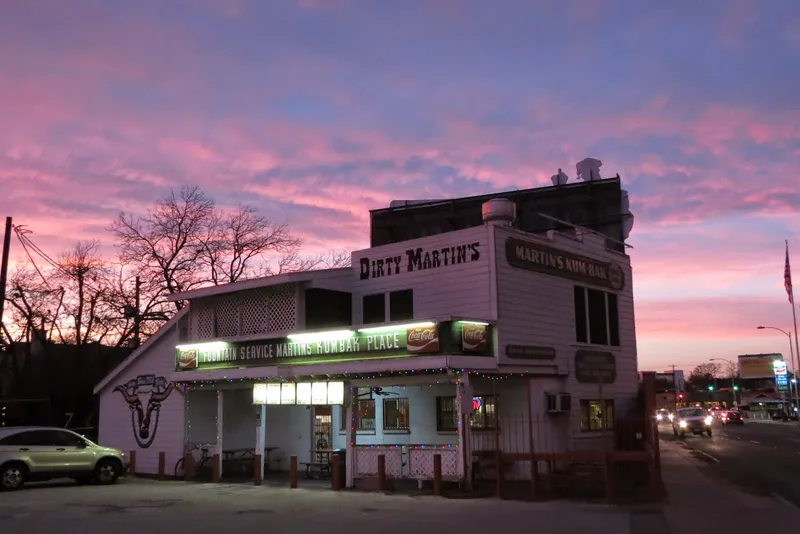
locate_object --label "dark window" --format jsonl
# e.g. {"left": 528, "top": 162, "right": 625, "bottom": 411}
{"left": 587, "top": 289, "right": 608, "bottom": 345}
{"left": 52, "top": 431, "right": 86, "bottom": 447}
{"left": 339, "top": 405, "right": 348, "bottom": 432}
{"left": 574, "top": 286, "right": 620, "bottom": 347}
{"left": 389, "top": 290, "right": 414, "bottom": 321}
{"left": 362, "top": 293, "right": 386, "bottom": 324}
{"left": 580, "top": 399, "right": 615, "bottom": 431}
{"left": 436, "top": 396, "right": 458, "bottom": 432}
{"left": 383, "top": 398, "right": 410, "bottom": 432}
{"left": 573, "top": 286, "right": 588, "bottom": 343}
{"left": 0, "top": 430, "right": 63, "bottom": 446}
{"left": 470, "top": 395, "right": 497, "bottom": 430}
{"left": 607, "top": 293, "right": 620, "bottom": 346}
{"left": 0, "top": 431, "right": 34, "bottom": 446}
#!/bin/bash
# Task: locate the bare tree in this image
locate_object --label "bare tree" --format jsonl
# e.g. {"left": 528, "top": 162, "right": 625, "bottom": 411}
{"left": 54, "top": 241, "right": 109, "bottom": 346}
{"left": 689, "top": 362, "right": 721, "bottom": 381}
{"left": 199, "top": 205, "right": 302, "bottom": 284}
{"left": 110, "top": 186, "right": 214, "bottom": 310}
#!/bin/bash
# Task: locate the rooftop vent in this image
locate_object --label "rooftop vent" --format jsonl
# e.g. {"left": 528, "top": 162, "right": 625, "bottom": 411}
{"left": 482, "top": 198, "right": 516, "bottom": 226}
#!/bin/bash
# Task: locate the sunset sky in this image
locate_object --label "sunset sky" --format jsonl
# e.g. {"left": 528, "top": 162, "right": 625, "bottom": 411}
{"left": 2, "top": 0, "right": 799, "bottom": 372}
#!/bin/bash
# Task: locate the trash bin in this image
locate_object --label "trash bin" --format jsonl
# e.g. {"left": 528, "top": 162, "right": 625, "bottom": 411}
{"left": 333, "top": 448, "right": 346, "bottom": 488}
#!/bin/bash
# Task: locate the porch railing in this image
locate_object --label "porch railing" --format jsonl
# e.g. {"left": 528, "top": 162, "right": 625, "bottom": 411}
{"left": 353, "top": 445, "right": 460, "bottom": 480}
{"left": 354, "top": 445, "right": 403, "bottom": 478}
{"left": 407, "top": 445, "right": 459, "bottom": 480}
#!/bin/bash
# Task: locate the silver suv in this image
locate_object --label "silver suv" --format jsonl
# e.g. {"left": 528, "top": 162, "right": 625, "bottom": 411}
{"left": 0, "top": 426, "right": 128, "bottom": 491}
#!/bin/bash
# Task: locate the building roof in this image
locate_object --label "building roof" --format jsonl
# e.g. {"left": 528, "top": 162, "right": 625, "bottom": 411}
{"left": 92, "top": 308, "right": 187, "bottom": 394}
{"left": 166, "top": 267, "right": 351, "bottom": 302}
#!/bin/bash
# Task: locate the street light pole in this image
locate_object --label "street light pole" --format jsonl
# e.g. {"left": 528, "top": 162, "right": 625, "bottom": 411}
{"left": 757, "top": 326, "right": 798, "bottom": 412}
{"left": 710, "top": 358, "right": 737, "bottom": 406}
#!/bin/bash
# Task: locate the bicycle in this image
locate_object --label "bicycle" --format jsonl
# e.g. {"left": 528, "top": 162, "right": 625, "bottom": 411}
{"left": 174, "top": 443, "right": 213, "bottom": 478}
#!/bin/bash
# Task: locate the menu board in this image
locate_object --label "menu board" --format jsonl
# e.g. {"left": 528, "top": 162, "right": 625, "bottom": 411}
{"left": 252, "top": 383, "right": 267, "bottom": 405}
{"left": 281, "top": 383, "right": 296, "bottom": 404}
{"left": 296, "top": 382, "right": 312, "bottom": 405}
{"left": 311, "top": 382, "right": 328, "bottom": 405}
{"left": 265, "top": 383, "right": 281, "bottom": 405}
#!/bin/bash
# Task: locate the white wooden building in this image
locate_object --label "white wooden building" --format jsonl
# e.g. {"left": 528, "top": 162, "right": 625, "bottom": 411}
{"left": 94, "top": 198, "right": 639, "bottom": 486}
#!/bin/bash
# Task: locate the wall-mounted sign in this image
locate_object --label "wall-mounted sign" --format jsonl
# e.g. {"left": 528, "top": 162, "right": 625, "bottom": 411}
{"left": 176, "top": 323, "right": 441, "bottom": 371}
{"left": 506, "top": 237, "right": 624, "bottom": 291}
{"left": 505, "top": 345, "right": 556, "bottom": 360}
{"left": 359, "top": 242, "right": 481, "bottom": 280}
{"left": 462, "top": 323, "right": 488, "bottom": 353}
{"left": 574, "top": 350, "right": 617, "bottom": 384}
{"left": 253, "top": 381, "right": 345, "bottom": 405}
{"left": 738, "top": 353, "right": 782, "bottom": 380}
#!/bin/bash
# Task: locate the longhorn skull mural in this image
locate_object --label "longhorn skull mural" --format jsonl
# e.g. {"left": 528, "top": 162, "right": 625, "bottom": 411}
{"left": 114, "top": 374, "right": 175, "bottom": 449}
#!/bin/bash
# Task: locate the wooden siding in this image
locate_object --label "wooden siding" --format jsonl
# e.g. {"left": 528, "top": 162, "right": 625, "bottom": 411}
{"left": 492, "top": 225, "right": 639, "bottom": 441}
{"left": 351, "top": 226, "right": 493, "bottom": 323}
{"left": 98, "top": 326, "right": 185, "bottom": 476}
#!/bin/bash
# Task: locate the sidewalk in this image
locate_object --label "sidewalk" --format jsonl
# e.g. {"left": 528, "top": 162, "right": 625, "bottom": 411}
{"left": 659, "top": 439, "right": 800, "bottom": 530}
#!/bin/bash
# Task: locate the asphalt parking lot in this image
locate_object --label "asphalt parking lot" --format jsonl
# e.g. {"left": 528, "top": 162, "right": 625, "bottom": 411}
{"left": 0, "top": 477, "right": 637, "bottom": 534}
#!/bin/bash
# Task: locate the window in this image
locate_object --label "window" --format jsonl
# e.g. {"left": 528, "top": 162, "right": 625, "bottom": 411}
{"left": 574, "top": 286, "right": 620, "bottom": 346}
{"left": 362, "top": 293, "right": 386, "bottom": 324}
{"left": 389, "top": 290, "right": 414, "bottom": 321}
{"left": 436, "top": 395, "right": 498, "bottom": 431}
{"left": 436, "top": 396, "right": 458, "bottom": 432}
{"left": 580, "top": 399, "right": 615, "bottom": 431}
{"left": 383, "top": 397, "right": 410, "bottom": 432}
{"left": 356, "top": 400, "right": 376, "bottom": 432}
{"left": 53, "top": 431, "right": 86, "bottom": 447}
{"left": 339, "top": 405, "right": 348, "bottom": 432}
{"left": 470, "top": 395, "right": 497, "bottom": 430}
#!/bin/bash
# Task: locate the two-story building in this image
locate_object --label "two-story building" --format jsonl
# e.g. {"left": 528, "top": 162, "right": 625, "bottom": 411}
{"left": 94, "top": 196, "right": 639, "bottom": 488}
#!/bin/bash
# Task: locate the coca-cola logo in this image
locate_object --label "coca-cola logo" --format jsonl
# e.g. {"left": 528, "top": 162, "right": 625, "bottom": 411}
{"left": 406, "top": 326, "right": 440, "bottom": 353}
{"left": 462, "top": 324, "right": 487, "bottom": 353}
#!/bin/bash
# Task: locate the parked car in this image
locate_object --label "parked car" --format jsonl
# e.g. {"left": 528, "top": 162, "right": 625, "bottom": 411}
{"left": 720, "top": 410, "right": 744, "bottom": 425}
{"left": 655, "top": 409, "right": 672, "bottom": 423}
{"left": 672, "top": 407, "right": 713, "bottom": 438}
{"left": 0, "top": 426, "right": 128, "bottom": 491}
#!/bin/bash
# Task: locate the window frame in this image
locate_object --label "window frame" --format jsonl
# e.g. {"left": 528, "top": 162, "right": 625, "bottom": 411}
{"left": 470, "top": 395, "right": 498, "bottom": 431}
{"left": 573, "top": 286, "right": 620, "bottom": 347}
{"left": 362, "top": 293, "right": 386, "bottom": 324}
{"left": 388, "top": 289, "right": 414, "bottom": 321}
{"left": 435, "top": 395, "right": 498, "bottom": 432}
{"left": 435, "top": 396, "right": 459, "bottom": 432}
{"left": 579, "top": 399, "right": 615, "bottom": 432}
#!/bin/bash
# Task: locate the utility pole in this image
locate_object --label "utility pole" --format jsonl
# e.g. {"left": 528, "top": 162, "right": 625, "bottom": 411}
{"left": 0, "top": 217, "right": 12, "bottom": 345}
{"left": 133, "top": 276, "right": 141, "bottom": 349}
{"left": 669, "top": 364, "right": 678, "bottom": 411}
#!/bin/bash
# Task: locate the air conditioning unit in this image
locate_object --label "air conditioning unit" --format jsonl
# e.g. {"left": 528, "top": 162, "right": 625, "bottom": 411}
{"left": 546, "top": 392, "right": 572, "bottom": 414}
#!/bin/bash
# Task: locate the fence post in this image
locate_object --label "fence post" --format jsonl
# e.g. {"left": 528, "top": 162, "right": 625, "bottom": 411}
{"left": 377, "top": 454, "right": 386, "bottom": 492}
{"left": 129, "top": 450, "right": 136, "bottom": 475}
{"left": 289, "top": 455, "right": 298, "bottom": 489}
{"left": 211, "top": 453, "right": 221, "bottom": 483}
{"left": 331, "top": 454, "right": 342, "bottom": 491}
{"left": 158, "top": 452, "right": 166, "bottom": 479}
{"left": 185, "top": 453, "right": 195, "bottom": 481}
{"left": 495, "top": 449, "right": 504, "bottom": 499}
{"left": 604, "top": 453, "right": 614, "bottom": 502}
{"left": 433, "top": 454, "right": 442, "bottom": 496}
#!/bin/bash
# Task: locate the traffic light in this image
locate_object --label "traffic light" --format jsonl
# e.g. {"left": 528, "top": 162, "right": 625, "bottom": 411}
{"left": 678, "top": 393, "right": 684, "bottom": 400}
{"left": 733, "top": 385, "right": 739, "bottom": 391}
{"left": 708, "top": 385, "right": 715, "bottom": 391}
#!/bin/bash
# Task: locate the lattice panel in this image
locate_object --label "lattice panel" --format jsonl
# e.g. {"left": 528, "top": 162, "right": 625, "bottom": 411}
{"left": 267, "top": 284, "right": 296, "bottom": 332}
{"left": 239, "top": 290, "right": 269, "bottom": 335}
{"left": 214, "top": 295, "right": 240, "bottom": 338}
{"left": 408, "top": 448, "right": 459, "bottom": 479}
{"left": 194, "top": 302, "right": 215, "bottom": 340}
{"left": 354, "top": 447, "right": 403, "bottom": 478}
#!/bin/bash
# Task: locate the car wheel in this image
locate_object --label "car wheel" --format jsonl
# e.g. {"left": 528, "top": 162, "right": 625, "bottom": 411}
{"left": 1, "top": 463, "right": 27, "bottom": 491}
{"left": 707, "top": 429, "right": 713, "bottom": 437}
{"left": 95, "top": 459, "right": 121, "bottom": 485}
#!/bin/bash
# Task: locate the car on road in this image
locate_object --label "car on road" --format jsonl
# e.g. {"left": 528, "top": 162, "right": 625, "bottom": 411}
{"left": 0, "top": 426, "right": 128, "bottom": 491}
{"left": 720, "top": 410, "right": 744, "bottom": 425}
{"left": 655, "top": 409, "right": 672, "bottom": 423}
{"left": 672, "top": 407, "right": 713, "bottom": 438}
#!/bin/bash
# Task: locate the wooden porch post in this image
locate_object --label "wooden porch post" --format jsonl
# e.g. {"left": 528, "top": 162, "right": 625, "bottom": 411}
{"left": 345, "top": 383, "right": 357, "bottom": 488}
{"left": 254, "top": 403, "right": 266, "bottom": 485}
{"left": 212, "top": 389, "right": 224, "bottom": 483}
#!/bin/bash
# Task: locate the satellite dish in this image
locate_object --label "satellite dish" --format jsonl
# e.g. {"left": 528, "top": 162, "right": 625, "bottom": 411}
{"left": 621, "top": 189, "right": 630, "bottom": 213}
{"left": 550, "top": 168, "right": 569, "bottom": 186}
{"left": 622, "top": 212, "right": 634, "bottom": 240}
{"left": 576, "top": 158, "right": 603, "bottom": 181}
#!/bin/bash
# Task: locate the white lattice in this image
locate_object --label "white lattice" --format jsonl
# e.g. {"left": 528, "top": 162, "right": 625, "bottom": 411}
{"left": 354, "top": 446, "right": 403, "bottom": 478}
{"left": 214, "top": 295, "right": 239, "bottom": 338}
{"left": 194, "top": 302, "right": 215, "bottom": 340}
{"left": 267, "top": 284, "right": 296, "bottom": 332}
{"left": 408, "top": 447, "right": 460, "bottom": 480}
{"left": 239, "top": 290, "right": 269, "bottom": 335}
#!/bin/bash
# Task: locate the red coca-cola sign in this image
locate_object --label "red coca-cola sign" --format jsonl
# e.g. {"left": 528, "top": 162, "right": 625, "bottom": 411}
{"left": 461, "top": 324, "right": 487, "bottom": 352}
{"left": 406, "top": 326, "right": 440, "bottom": 353}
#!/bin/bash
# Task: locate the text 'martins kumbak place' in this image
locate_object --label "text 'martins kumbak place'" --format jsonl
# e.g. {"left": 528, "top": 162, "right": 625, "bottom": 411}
{"left": 94, "top": 169, "right": 639, "bottom": 487}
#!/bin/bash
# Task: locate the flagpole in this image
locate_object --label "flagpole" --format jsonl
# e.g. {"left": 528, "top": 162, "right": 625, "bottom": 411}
{"left": 789, "top": 240, "right": 800, "bottom": 414}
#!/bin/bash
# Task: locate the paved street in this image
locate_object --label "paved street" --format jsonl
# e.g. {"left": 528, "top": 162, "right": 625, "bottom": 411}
{"left": 658, "top": 419, "right": 800, "bottom": 506}
{"left": 0, "top": 477, "right": 639, "bottom": 534}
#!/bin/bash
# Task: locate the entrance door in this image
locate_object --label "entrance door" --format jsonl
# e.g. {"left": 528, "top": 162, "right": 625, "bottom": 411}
{"left": 312, "top": 406, "right": 332, "bottom": 463}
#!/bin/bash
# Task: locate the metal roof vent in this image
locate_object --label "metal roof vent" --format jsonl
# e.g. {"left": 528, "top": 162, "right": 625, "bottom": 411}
{"left": 482, "top": 198, "right": 516, "bottom": 226}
